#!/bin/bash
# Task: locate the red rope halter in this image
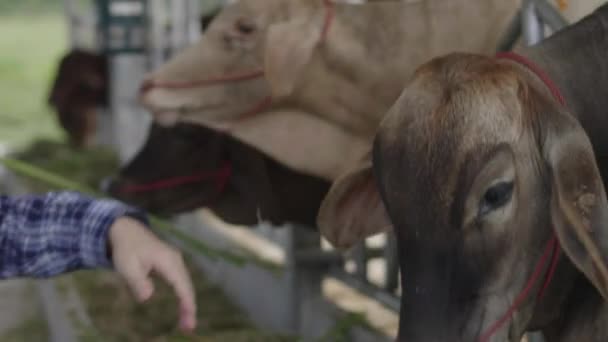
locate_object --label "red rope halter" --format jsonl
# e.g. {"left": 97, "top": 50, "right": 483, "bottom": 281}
{"left": 478, "top": 51, "right": 565, "bottom": 342}
{"left": 118, "top": 162, "right": 232, "bottom": 195}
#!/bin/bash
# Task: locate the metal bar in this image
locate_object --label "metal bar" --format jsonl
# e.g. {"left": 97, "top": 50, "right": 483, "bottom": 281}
{"left": 63, "top": 0, "right": 78, "bottom": 48}
{"left": 522, "top": 0, "right": 545, "bottom": 45}
{"left": 533, "top": 0, "right": 569, "bottom": 32}
{"left": 384, "top": 233, "right": 399, "bottom": 292}
{"left": 361, "top": 246, "right": 388, "bottom": 259}
{"left": 147, "top": 0, "right": 168, "bottom": 68}
{"left": 496, "top": 10, "right": 522, "bottom": 52}
{"left": 287, "top": 225, "right": 327, "bottom": 335}
{"left": 329, "top": 269, "right": 401, "bottom": 313}
{"left": 186, "top": 0, "right": 202, "bottom": 44}
{"left": 351, "top": 242, "right": 368, "bottom": 283}
{"left": 170, "top": 0, "right": 187, "bottom": 52}
{"left": 294, "top": 249, "right": 344, "bottom": 265}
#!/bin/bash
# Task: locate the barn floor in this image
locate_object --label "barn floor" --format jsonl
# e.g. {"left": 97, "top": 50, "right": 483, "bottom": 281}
{"left": 0, "top": 279, "right": 48, "bottom": 341}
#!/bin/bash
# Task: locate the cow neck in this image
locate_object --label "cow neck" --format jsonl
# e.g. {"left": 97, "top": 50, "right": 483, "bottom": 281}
{"left": 477, "top": 52, "right": 566, "bottom": 342}
{"left": 148, "top": 0, "right": 335, "bottom": 126}
{"left": 518, "top": 6, "right": 608, "bottom": 148}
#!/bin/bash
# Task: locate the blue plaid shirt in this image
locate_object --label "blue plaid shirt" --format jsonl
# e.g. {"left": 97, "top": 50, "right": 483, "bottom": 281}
{"left": 0, "top": 191, "right": 147, "bottom": 279}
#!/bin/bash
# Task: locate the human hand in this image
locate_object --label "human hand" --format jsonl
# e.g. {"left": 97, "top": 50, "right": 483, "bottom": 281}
{"left": 108, "top": 217, "right": 196, "bottom": 332}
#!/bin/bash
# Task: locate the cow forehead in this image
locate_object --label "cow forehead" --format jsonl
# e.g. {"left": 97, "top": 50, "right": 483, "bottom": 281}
{"left": 379, "top": 54, "right": 526, "bottom": 153}
{"left": 375, "top": 54, "right": 527, "bottom": 224}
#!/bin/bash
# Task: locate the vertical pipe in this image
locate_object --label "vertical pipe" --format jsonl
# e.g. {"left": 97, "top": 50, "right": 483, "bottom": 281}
{"left": 63, "top": 0, "right": 78, "bottom": 48}
{"left": 187, "top": 0, "right": 202, "bottom": 44}
{"left": 495, "top": 10, "right": 522, "bottom": 52}
{"left": 534, "top": 0, "right": 568, "bottom": 33}
{"left": 170, "top": 0, "right": 187, "bottom": 52}
{"left": 384, "top": 232, "right": 400, "bottom": 292}
{"left": 522, "top": 0, "right": 545, "bottom": 45}
{"left": 352, "top": 242, "right": 368, "bottom": 283}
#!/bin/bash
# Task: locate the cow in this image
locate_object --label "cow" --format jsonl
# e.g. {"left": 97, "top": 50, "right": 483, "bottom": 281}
{"left": 105, "top": 122, "right": 330, "bottom": 228}
{"left": 48, "top": 49, "right": 108, "bottom": 147}
{"left": 318, "top": 4, "right": 608, "bottom": 341}
{"left": 138, "top": 0, "right": 521, "bottom": 181}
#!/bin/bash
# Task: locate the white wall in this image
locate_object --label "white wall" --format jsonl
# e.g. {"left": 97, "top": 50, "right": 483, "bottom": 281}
{"left": 561, "top": 0, "right": 606, "bottom": 22}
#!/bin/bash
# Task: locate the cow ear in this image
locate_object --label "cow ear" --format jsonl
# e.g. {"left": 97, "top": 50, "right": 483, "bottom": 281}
{"left": 264, "top": 18, "right": 322, "bottom": 99}
{"left": 317, "top": 159, "right": 391, "bottom": 251}
{"left": 545, "top": 109, "right": 608, "bottom": 300}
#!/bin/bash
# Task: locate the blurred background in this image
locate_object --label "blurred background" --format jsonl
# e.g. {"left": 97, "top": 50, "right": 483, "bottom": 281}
{"left": 0, "top": 0, "right": 66, "bottom": 149}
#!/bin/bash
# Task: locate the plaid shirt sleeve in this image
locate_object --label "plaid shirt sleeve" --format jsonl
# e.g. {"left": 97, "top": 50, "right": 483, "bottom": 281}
{"left": 0, "top": 191, "right": 148, "bottom": 279}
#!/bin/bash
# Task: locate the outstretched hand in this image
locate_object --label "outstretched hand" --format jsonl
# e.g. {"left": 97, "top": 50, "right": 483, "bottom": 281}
{"left": 108, "top": 217, "right": 197, "bottom": 332}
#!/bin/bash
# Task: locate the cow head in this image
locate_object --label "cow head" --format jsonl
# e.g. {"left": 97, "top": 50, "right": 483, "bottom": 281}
{"left": 105, "top": 122, "right": 280, "bottom": 225}
{"left": 139, "top": 0, "right": 304, "bottom": 127}
{"left": 138, "top": 0, "right": 518, "bottom": 181}
{"left": 318, "top": 53, "right": 608, "bottom": 341}
{"left": 106, "top": 122, "right": 329, "bottom": 227}
{"left": 138, "top": 0, "right": 386, "bottom": 180}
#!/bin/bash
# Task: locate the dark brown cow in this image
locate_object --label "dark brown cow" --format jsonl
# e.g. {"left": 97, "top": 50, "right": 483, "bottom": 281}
{"left": 48, "top": 49, "right": 108, "bottom": 147}
{"left": 106, "top": 122, "right": 330, "bottom": 228}
{"left": 320, "top": 4, "right": 608, "bottom": 342}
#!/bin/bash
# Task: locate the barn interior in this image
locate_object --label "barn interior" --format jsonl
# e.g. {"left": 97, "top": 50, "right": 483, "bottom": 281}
{"left": 0, "top": 1, "right": 603, "bottom": 341}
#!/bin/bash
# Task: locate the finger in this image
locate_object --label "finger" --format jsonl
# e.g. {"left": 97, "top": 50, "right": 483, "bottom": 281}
{"left": 153, "top": 251, "right": 197, "bottom": 331}
{"left": 118, "top": 259, "right": 155, "bottom": 302}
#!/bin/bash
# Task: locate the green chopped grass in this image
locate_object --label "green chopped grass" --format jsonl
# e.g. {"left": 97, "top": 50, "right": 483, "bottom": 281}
{"left": 12, "top": 138, "right": 120, "bottom": 192}
{"left": 71, "top": 258, "right": 297, "bottom": 342}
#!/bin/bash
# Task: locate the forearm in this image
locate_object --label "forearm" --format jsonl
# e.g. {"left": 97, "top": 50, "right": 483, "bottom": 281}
{"left": 0, "top": 191, "right": 147, "bottom": 278}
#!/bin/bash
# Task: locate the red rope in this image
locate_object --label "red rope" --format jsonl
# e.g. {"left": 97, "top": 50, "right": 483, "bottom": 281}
{"left": 478, "top": 236, "right": 559, "bottom": 342}
{"left": 538, "top": 239, "right": 561, "bottom": 299}
{"left": 496, "top": 52, "right": 567, "bottom": 106}
{"left": 119, "top": 162, "right": 232, "bottom": 195}
{"left": 477, "top": 52, "right": 567, "bottom": 342}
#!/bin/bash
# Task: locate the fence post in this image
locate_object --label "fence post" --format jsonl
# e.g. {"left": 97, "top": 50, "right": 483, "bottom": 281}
{"left": 285, "top": 224, "right": 331, "bottom": 338}
{"left": 522, "top": 0, "right": 545, "bottom": 45}
{"left": 384, "top": 233, "right": 399, "bottom": 292}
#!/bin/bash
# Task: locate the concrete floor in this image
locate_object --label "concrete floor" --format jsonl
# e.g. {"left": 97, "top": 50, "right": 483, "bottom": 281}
{"left": 0, "top": 279, "right": 46, "bottom": 336}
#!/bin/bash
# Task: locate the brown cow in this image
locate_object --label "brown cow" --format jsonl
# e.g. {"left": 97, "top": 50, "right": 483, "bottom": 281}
{"left": 139, "top": 0, "right": 520, "bottom": 180}
{"left": 105, "top": 122, "right": 330, "bottom": 228}
{"left": 319, "top": 4, "right": 608, "bottom": 341}
{"left": 48, "top": 49, "right": 108, "bottom": 147}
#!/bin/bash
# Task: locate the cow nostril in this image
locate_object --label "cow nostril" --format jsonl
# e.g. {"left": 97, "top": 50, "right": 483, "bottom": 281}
{"left": 139, "top": 79, "right": 155, "bottom": 96}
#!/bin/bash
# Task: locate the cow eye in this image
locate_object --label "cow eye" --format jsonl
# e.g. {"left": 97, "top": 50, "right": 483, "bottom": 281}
{"left": 235, "top": 18, "right": 256, "bottom": 34}
{"left": 479, "top": 181, "right": 513, "bottom": 216}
